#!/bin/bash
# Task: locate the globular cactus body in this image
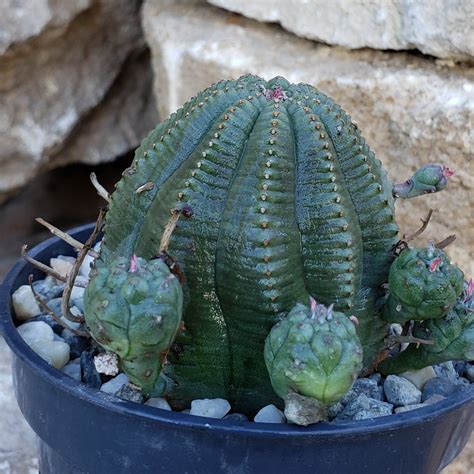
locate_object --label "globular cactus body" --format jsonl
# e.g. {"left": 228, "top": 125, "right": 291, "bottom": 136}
{"left": 379, "top": 280, "right": 474, "bottom": 374}
{"left": 264, "top": 299, "right": 362, "bottom": 405}
{"left": 84, "top": 255, "right": 183, "bottom": 395}
{"left": 83, "top": 75, "right": 460, "bottom": 413}
{"left": 382, "top": 245, "right": 464, "bottom": 324}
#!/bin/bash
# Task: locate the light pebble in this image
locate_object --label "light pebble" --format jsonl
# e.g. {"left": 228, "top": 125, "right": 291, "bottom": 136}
{"left": 60, "top": 311, "right": 82, "bottom": 330}
{"left": 254, "top": 404, "right": 285, "bottom": 423}
{"left": 12, "top": 285, "right": 41, "bottom": 320}
{"left": 61, "top": 360, "right": 82, "bottom": 381}
{"left": 94, "top": 352, "right": 119, "bottom": 376}
{"left": 29, "top": 340, "right": 70, "bottom": 368}
{"left": 33, "top": 275, "right": 56, "bottom": 294}
{"left": 394, "top": 394, "right": 446, "bottom": 414}
{"left": 146, "top": 398, "right": 172, "bottom": 411}
{"left": 190, "top": 398, "right": 231, "bottom": 419}
{"left": 75, "top": 275, "right": 89, "bottom": 287}
{"left": 79, "top": 254, "right": 95, "bottom": 278}
{"left": 384, "top": 375, "right": 421, "bottom": 407}
{"left": 335, "top": 394, "right": 393, "bottom": 421}
{"left": 100, "top": 373, "right": 129, "bottom": 394}
{"left": 78, "top": 241, "right": 101, "bottom": 278}
{"left": 400, "top": 366, "right": 437, "bottom": 390}
{"left": 433, "top": 362, "right": 458, "bottom": 381}
{"left": 50, "top": 256, "right": 75, "bottom": 281}
{"left": 71, "top": 286, "right": 85, "bottom": 303}
{"left": 18, "top": 321, "right": 54, "bottom": 345}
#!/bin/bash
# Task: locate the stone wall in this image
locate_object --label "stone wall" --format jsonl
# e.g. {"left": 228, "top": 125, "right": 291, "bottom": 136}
{"left": 142, "top": 0, "right": 473, "bottom": 273}
{"left": 0, "top": 0, "right": 158, "bottom": 203}
{"left": 208, "top": 0, "right": 474, "bottom": 61}
{"left": 0, "top": 0, "right": 472, "bottom": 273}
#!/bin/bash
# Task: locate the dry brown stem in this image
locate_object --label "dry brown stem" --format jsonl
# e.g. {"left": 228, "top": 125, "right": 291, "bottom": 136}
{"left": 435, "top": 234, "right": 457, "bottom": 249}
{"left": 28, "top": 275, "right": 90, "bottom": 338}
{"left": 61, "top": 209, "right": 105, "bottom": 323}
{"left": 403, "top": 209, "right": 433, "bottom": 242}
{"left": 159, "top": 210, "right": 181, "bottom": 253}
{"left": 90, "top": 172, "right": 111, "bottom": 203}
{"left": 35, "top": 218, "right": 99, "bottom": 258}
{"left": 21, "top": 245, "right": 87, "bottom": 288}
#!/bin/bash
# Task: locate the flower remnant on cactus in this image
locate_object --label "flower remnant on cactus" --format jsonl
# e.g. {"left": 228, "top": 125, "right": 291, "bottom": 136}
{"left": 264, "top": 298, "right": 363, "bottom": 405}
{"left": 81, "top": 74, "right": 470, "bottom": 415}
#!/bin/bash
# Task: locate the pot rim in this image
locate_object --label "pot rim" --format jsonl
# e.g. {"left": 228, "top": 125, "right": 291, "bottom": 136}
{"left": 1, "top": 223, "right": 473, "bottom": 439}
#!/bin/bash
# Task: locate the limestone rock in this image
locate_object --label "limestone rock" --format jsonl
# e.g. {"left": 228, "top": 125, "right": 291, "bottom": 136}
{"left": 0, "top": 0, "right": 158, "bottom": 202}
{"left": 142, "top": 0, "right": 474, "bottom": 272}
{"left": 94, "top": 352, "right": 120, "bottom": 376}
{"left": 208, "top": 0, "right": 474, "bottom": 61}
{"left": 284, "top": 392, "right": 328, "bottom": 426}
{"left": 0, "top": 0, "right": 91, "bottom": 55}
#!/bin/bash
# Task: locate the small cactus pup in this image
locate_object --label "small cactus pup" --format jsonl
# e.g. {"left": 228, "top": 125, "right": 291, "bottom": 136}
{"left": 379, "top": 279, "right": 474, "bottom": 374}
{"left": 84, "top": 209, "right": 189, "bottom": 395}
{"left": 84, "top": 74, "right": 455, "bottom": 414}
{"left": 264, "top": 298, "right": 363, "bottom": 409}
{"left": 392, "top": 164, "right": 454, "bottom": 199}
{"left": 381, "top": 243, "right": 464, "bottom": 324}
{"left": 84, "top": 255, "right": 183, "bottom": 395}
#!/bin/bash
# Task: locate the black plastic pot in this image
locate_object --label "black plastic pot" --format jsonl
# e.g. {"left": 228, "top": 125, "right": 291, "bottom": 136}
{"left": 1, "top": 223, "right": 473, "bottom": 474}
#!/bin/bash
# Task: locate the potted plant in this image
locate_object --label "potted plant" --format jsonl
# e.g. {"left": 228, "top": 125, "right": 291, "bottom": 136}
{"left": 1, "top": 75, "right": 473, "bottom": 473}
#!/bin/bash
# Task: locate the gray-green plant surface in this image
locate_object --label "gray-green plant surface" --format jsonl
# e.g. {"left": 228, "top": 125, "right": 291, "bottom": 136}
{"left": 83, "top": 75, "right": 471, "bottom": 414}
{"left": 264, "top": 298, "right": 363, "bottom": 405}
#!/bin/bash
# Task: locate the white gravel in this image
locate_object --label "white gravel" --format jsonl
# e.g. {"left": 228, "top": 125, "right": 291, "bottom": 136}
{"left": 190, "top": 398, "right": 231, "bottom": 419}
{"left": 12, "top": 285, "right": 41, "bottom": 320}
{"left": 50, "top": 256, "right": 75, "bottom": 281}
{"left": 18, "top": 321, "right": 54, "bottom": 344}
{"left": 100, "top": 373, "right": 129, "bottom": 394}
{"left": 254, "top": 404, "right": 285, "bottom": 423}
{"left": 28, "top": 340, "right": 70, "bottom": 368}
{"left": 146, "top": 398, "right": 172, "bottom": 411}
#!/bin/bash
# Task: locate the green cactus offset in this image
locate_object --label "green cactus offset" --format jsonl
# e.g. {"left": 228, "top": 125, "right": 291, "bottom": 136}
{"left": 379, "top": 278, "right": 473, "bottom": 374}
{"left": 381, "top": 243, "right": 464, "bottom": 324}
{"left": 83, "top": 75, "right": 471, "bottom": 415}
{"left": 85, "top": 255, "right": 183, "bottom": 394}
{"left": 264, "top": 298, "right": 363, "bottom": 405}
